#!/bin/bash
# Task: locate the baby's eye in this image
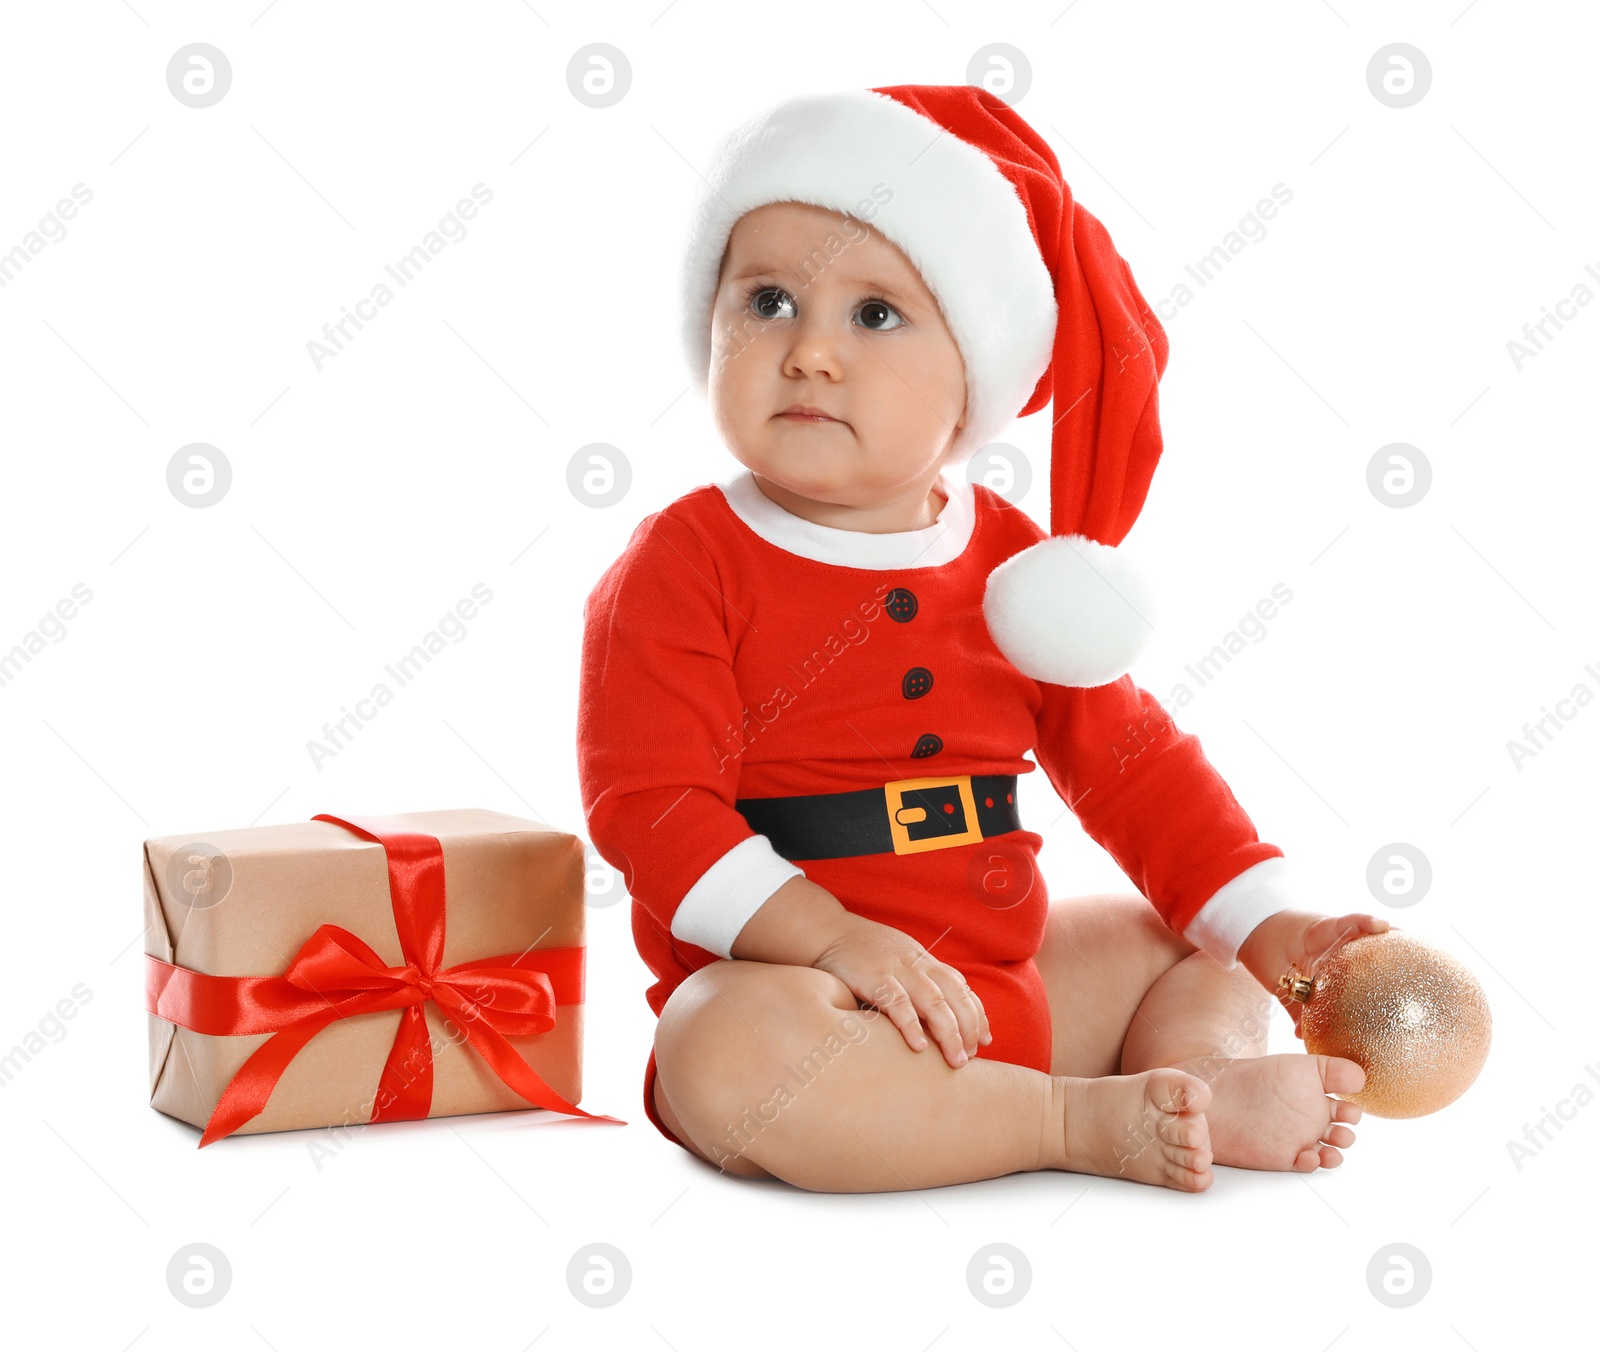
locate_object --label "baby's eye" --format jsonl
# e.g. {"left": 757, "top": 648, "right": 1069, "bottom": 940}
{"left": 747, "top": 286, "right": 795, "bottom": 321}
{"left": 854, "top": 298, "right": 905, "bottom": 333}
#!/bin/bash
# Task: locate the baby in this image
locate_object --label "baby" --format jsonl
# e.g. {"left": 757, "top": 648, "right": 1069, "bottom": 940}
{"left": 577, "top": 85, "right": 1389, "bottom": 1193}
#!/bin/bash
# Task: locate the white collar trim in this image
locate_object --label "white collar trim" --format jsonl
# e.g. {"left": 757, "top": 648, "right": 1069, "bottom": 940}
{"left": 715, "top": 468, "right": 975, "bottom": 569}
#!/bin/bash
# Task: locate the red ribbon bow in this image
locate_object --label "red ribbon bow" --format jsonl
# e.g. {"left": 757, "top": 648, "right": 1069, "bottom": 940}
{"left": 145, "top": 812, "right": 624, "bottom": 1146}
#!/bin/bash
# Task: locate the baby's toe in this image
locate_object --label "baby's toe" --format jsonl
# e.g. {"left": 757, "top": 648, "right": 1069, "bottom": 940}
{"left": 1159, "top": 1112, "right": 1208, "bottom": 1152}
{"left": 1323, "top": 1123, "right": 1356, "bottom": 1149}
{"left": 1331, "top": 1101, "right": 1363, "bottom": 1126}
{"left": 1318, "top": 1144, "right": 1344, "bottom": 1169}
{"left": 1319, "top": 1055, "right": 1366, "bottom": 1096}
{"left": 1154, "top": 1068, "right": 1210, "bottom": 1116}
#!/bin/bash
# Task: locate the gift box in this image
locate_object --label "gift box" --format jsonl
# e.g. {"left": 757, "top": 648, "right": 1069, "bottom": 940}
{"left": 144, "top": 808, "right": 622, "bottom": 1146}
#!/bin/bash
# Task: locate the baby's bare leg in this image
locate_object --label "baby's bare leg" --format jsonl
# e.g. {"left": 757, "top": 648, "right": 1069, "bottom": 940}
{"left": 653, "top": 959, "right": 1212, "bottom": 1193}
{"left": 1122, "top": 942, "right": 1367, "bottom": 1172}
{"left": 1119, "top": 945, "right": 1273, "bottom": 1073}
{"left": 1033, "top": 893, "right": 1366, "bottom": 1173}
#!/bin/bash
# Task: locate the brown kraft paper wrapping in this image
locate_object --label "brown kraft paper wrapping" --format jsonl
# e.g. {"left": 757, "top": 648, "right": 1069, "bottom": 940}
{"left": 144, "top": 808, "right": 586, "bottom": 1139}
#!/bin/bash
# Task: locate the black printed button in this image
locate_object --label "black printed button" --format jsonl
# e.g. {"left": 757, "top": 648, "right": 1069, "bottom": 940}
{"left": 910, "top": 733, "right": 943, "bottom": 758}
{"left": 884, "top": 588, "right": 918, "bottom": 622}
{"left": 901, "top": 667, "right": 933, "bottom": 699}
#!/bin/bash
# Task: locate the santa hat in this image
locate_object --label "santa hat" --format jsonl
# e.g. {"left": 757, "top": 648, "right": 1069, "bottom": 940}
{"left": 679, "top": 84, "right": 1169, "bottom": 688}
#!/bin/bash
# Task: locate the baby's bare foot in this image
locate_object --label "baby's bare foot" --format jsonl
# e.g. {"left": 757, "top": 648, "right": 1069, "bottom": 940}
{"left": 1171, "top": 1053, "right": 1365, "bottom": 1172}
{"left": 1056, "top": 1068, "right": 1213, "bottom": 1192}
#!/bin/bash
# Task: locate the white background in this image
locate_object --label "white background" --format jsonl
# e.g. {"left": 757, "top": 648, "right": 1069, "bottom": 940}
{"left": 1, "top": 1, "right": 1594, "bottom": 1347}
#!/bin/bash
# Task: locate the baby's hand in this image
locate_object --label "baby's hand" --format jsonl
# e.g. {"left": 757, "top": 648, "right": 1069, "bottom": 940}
{"left": 811, "top": 914, "right": 992, "bottom": 1067}
{"left": 1250, "top": 911, "right": 1393, "bottom": 1039}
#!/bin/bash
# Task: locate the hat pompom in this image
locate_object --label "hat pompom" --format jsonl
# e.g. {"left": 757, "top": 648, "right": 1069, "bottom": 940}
{"left": 982, "top": 534, "right": 1155, "bottom": 688}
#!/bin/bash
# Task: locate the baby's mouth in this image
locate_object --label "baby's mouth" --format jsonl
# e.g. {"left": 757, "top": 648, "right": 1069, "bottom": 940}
{"left": 775, "top": 407, "right": 846, "bottom": 425}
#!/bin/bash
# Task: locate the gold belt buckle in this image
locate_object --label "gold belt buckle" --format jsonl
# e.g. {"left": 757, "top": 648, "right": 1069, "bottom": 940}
{"left": 884, "top": 774, "right": 983, "bottom": 855}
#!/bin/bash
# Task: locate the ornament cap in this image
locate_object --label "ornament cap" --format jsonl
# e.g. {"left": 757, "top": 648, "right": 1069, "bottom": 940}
{"left": 1277, "top": 967, "right": 1314, "bottom": 1003}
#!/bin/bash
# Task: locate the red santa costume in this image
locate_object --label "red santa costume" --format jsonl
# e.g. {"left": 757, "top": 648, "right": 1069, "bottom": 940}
{"left": 576, "top": 85, "right": 1299, "bottom": 1153}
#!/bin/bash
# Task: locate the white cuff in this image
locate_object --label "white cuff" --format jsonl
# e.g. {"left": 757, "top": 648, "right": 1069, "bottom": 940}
{"left": 670, "top": 835, "right": 805, "bottom": 958}
{"left": 1182, "top": 856, "right": 1296, "bottom": 970}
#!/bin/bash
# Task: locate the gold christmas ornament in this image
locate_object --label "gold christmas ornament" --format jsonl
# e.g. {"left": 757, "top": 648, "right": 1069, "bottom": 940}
{"left": 1277, "top": 930, "right": 1491, "bottom": 1119}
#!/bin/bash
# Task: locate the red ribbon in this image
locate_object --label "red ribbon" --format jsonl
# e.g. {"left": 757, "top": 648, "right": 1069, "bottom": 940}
{"left": 145, "top": 812, "right": 625, "bottom": 1146}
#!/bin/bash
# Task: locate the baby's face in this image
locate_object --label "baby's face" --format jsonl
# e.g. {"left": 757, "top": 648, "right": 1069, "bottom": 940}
{"left": 707, "top": 201, "right": 967, "bottom": 509}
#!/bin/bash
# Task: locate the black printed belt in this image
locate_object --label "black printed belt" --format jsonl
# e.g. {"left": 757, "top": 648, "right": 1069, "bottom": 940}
{"left": 735, "top": 773, "right": 1021, "bottom": 861}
